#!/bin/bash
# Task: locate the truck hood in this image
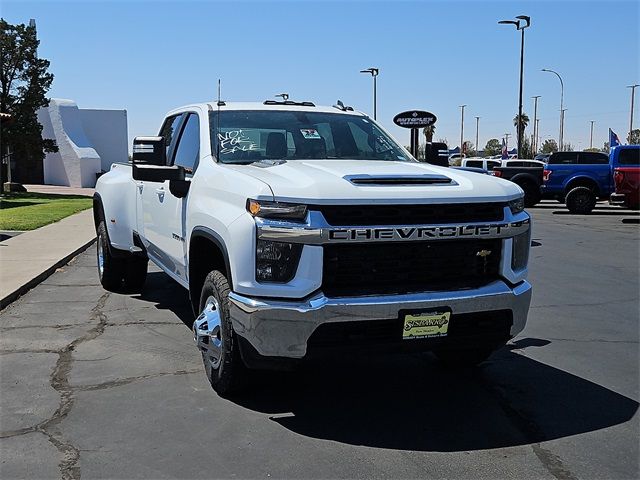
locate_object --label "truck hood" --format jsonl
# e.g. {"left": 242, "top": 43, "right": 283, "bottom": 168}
{"left": 224, "top": 159, "right": 522, "bottom": 204}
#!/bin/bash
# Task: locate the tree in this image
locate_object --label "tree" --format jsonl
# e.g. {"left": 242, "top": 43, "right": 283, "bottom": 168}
{"left": 484, "top": 138, "right": 502, "bottom": 156}
{"left": 0, "top": 19, "right": 56, "bottom": 185}
{"left": 513, "top": 113, "right": 530, "bottom": 131}
{"left": 463, "top": 141, "right": 476, "bottom": 157}
{"left": 540, "top": 139, "right": 558, "bottom": 154}
{"left": 583, "top": 147, "right": 601, "bottom": 152}
{"left": 603, "top": 141, "right": 610, "bottom": 154}
{"left": 628, "top": 129, "right": 640, "bottom": 145}
{"left": 422, "top": 124, "right": 436, "bottom": 143}
{"left": 519, "top": 136, "right": 533, "bottom": 159}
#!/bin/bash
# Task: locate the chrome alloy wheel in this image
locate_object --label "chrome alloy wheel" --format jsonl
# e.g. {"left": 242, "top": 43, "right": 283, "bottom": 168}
{"left": 97, "top": 235, "right": 105, "bottom": 277}
{"left": 193, "top": 296, "right": 223, "bottom": 370}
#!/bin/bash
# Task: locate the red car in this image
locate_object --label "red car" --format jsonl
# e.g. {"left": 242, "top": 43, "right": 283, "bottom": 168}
{"left": 610, "top": 148, "right": 640, "bottom": 210}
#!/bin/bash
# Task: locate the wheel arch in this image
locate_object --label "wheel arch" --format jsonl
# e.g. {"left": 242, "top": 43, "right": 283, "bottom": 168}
{"left": 564, "top": 175, "right": 600, "bottom": 195}
{"left": 188, "top": 227, "right": 232, "bottom": 315}
{"left": 93, "top": 193, "right": 105, "bottom": 230}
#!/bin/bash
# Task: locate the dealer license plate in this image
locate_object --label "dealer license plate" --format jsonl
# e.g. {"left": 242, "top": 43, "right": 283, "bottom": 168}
{"left": 402, "top": 311, "right": 451, "bottom": 340}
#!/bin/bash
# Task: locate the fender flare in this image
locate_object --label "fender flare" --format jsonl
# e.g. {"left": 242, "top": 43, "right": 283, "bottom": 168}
{"left": 189, "top": 226, "right": 233, "bottom": 287}
{"left": 510, "top": 172, "right": 541, "bottom": 186}
{"left": 562, "top": 174, "right": 601, "bottom": 194}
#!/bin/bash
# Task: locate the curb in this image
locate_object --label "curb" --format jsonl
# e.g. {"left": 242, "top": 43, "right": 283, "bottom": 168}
{"left": 0, "top": 237, "right": 96, "bottom": 310}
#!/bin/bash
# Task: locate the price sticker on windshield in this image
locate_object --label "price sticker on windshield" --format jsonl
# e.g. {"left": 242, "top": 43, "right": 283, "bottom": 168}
{"left": 300, "top": 128, "right": 321, "bottom": 140}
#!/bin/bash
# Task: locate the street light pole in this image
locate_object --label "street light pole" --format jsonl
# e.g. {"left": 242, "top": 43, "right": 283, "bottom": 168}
{"left": 628, "top": 84, "right": 639, "bottom": 142}
{"left": 459, "top": 105, "right": 466, "bottom": 157}
{"left": 499, "top": 15, "right": 530, "bottom": 158}
{"left": 531, "top": 96, "right": 541, "bottom": 156}
{"left": 590, "top": 120, "right": 595, "bottom": 149}
{"left": 360, "top": 67, "right": 379, "bottom": 120}
{"left": 542, "top": 68, "right": 564, "bottom": 150}
{"left": 475, "top": 116, "right": 480, "bottom": 157}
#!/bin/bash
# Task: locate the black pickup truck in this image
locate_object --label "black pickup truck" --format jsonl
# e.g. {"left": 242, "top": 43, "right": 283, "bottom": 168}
{"left": 493, "top": 163, "right": 544, "bottom": 207}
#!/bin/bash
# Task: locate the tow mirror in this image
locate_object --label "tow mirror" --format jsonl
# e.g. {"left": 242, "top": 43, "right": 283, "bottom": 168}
{"left": 132, "top": 136, "right": 166, "bottom": 166}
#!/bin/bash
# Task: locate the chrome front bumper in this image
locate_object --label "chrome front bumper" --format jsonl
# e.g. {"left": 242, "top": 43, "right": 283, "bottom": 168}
{"left": 228, "top": 280, "right": 532, "bottom": 359}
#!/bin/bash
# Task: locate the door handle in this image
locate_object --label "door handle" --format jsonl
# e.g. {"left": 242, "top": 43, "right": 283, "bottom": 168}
{"left": 155, "top": 188, "right": 165, "bottom": 199}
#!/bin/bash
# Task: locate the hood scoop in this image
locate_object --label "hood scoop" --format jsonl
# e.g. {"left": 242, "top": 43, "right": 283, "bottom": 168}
{"left": 345, "top": 174, "right": 455, "bottom": 186}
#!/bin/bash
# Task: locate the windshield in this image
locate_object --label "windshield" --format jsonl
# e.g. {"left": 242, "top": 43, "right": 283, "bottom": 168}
{"left": 209, "top": 110, "right": 411, "bottom": 164}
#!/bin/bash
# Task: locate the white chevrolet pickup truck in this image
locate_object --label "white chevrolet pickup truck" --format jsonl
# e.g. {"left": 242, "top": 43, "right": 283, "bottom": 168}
{"left": 94, "top": 100, "right": 532, "bottom": 395}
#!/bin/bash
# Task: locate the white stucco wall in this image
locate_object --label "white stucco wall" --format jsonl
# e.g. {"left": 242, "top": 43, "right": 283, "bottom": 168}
{"left": 37, "top": 99, "right": 128, "bottom": 187}
{"left": 79, "top": 109, "right": 128, "bottom": 172}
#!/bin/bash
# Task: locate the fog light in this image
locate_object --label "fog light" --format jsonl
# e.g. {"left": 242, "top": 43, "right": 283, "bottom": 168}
{"left": 256, "top": 240, "right": 303, "bottom": 282}
{"left": 511, "top": 230, "right": 530, "bottom": 271}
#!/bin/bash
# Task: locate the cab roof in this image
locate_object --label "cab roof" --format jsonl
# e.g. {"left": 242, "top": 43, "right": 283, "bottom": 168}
{"left": 166, "top": 101, "right": 365, "bottom": 117}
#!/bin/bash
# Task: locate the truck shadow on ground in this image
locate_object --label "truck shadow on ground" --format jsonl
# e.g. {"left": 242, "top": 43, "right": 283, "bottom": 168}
{"left": 133, "top": 271, "right": 639, "bottom": 453}
{"left": 132, "top": 271, "right": 194, "bottom": 324}
{"left": 552, "top": 210, "right": 640, "bottom": 216}
{"left": 232, "top": 340, "right": 638, "bottom": 452}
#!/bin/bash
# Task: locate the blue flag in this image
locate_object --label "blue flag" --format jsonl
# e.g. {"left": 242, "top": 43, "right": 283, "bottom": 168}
{"left": 609, "top": 128, "right": 622, "bottom": 148}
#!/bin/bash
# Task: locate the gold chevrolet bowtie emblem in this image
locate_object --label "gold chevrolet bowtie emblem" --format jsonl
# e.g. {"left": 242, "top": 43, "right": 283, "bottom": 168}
{"left": 476, "top": 249, "right": 492, "bottom": 257}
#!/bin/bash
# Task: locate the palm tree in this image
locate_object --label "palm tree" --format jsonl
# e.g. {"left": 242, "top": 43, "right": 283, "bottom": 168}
{"left": 513, "top": 113, "right": 530, "bottom": 132}
{"left": 423, "top": 125, "right": 436, "bottom": 142}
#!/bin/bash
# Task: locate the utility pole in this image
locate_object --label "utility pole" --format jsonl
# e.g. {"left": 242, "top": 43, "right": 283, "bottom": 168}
{"left": 542, "top": 68, "right": 564, "bottom": 150}
{"left": 531, "top": 95, "right": 541, "bottom": 156}
{"left": 536, "top": 118, "right": 540, "bottom": 153}
{"left": 499, "top": 15, "right": 531, "bottom": 158}
{"left": 459, "top": 105, "right": 466, "bottom": 157}
{"left": 360, "top": 68, "right": 379, "bottom": 120}
{"left": 504, "top": 132, "right": 511, "bottom": 154}
{"left": 628, "top": 84, "right": 639, "bottom": 142}
{"left": 475, "top": 116, "right": 480, "bottom": 157}
{"left": 561, "top": 109, "right": 567, "bottom": 149}
{"left": 590, "top": 120, "right": 595, "bottom": 149}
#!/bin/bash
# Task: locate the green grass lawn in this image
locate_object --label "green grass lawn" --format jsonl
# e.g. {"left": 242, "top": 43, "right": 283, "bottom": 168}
{"left": 0, "top": 192, "right": 93, "bottom": 231}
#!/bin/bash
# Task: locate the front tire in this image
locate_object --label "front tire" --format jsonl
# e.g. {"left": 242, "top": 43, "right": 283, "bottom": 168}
{"left": 194, "top": 270, "right": 247, "bottom": 396}
{"left": 97, "top": 221, "right": 125, "bottom": 291}
{"left": 565, "top": 186, "right": 596, "bottom": 214}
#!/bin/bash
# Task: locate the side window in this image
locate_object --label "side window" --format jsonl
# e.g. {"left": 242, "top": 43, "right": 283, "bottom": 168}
{"left": 618, "top": 149, "right": 640, "bottom": 166}
{"left": 487, "top": 161, "right": 501, "bottom": 170}
{"left": 158, "top": 114, "right": 184, "bottom": 165}
{"left": 549, "top": 152, "right": 577, "bottom": 164}
{"left": 579, "top": 152, "right": 609, "bottom": 165}
{"left": 172, "top": 113, "right": 200, "bottom": 173}
{"left": 466, "top": 160, "right": 482, "bottom": 168}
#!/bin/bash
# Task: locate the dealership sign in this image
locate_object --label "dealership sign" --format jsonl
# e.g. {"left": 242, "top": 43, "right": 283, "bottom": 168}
{"left": 393, "top": 110, "right": 437, "bottom": 129}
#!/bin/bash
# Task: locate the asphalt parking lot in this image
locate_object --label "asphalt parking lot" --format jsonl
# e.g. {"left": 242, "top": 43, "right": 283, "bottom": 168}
{"left": 1, "top": 201, "right": 638, "bottom": 480}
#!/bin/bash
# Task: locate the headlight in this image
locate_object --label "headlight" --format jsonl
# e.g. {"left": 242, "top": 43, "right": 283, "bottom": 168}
{"left": 247, "top": 199, "right": 307, "bottom": 222}
{"left": 511, "top": 230, "right": 530, "bottom": 271}
{"left": 508, "top": 196, "right": 525, "bottom": 215}
{"left": 256, "top": 239, "right": 303, "bottom": 282}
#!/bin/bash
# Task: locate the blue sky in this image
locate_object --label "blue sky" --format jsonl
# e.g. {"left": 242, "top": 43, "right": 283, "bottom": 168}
{"left": 3, "top": 0, "right": 639, "bottom": 152}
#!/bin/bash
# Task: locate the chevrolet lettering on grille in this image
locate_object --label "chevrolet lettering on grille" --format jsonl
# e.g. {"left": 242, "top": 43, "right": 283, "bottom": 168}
{"left": 328, "top": 224, "right": 508, "bottom": 241}
{"left": 256, "top": 219, "right": 530, "bottom": 245}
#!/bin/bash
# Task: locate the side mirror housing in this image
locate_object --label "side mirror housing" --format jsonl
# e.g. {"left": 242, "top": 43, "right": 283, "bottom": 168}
{"left": 132, "top": 136, "right": 166, "bottom": 165}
